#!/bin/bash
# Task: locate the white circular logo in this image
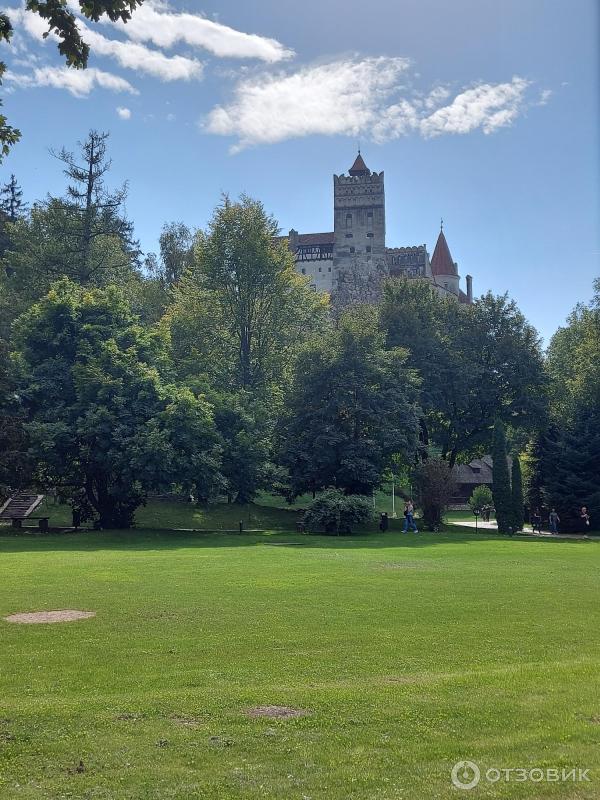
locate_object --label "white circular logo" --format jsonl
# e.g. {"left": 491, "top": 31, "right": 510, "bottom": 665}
{"left": 451, "top": 761, "right": 481, "bottom": 790}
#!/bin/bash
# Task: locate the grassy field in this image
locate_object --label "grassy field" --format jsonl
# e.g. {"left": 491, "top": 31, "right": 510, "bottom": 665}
{"left": 1, "top": 527, "right": 599, "bottom": 799}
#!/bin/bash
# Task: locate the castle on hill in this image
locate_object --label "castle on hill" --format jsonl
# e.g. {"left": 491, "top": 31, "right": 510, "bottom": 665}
{"left": 285, "top": 152, "right": 473, "bottom": 308}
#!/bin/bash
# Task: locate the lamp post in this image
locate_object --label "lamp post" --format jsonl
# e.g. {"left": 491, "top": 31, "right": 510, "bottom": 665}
{"left": 391, "top": 474, "right": 397, "bottom": 518}
{"left": 473, "top": 507, "right": 480, "bottom": 533}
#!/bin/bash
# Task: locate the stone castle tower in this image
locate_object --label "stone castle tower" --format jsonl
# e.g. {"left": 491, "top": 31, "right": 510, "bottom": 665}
{"left": 285, "top": 152, "right": 473, "bottom": 308}
{"left": 332, "top": 153, "right": 387, "bottom": 307}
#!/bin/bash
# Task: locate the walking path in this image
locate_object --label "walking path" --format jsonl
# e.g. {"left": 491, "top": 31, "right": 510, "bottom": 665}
{"left": 447, "top": 519, "right": 597, "bottom": 540}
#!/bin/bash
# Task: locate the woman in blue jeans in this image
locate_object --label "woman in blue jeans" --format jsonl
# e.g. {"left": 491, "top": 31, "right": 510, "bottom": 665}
{"left": 402, "top": 500, "right": 419, "bottom": 533}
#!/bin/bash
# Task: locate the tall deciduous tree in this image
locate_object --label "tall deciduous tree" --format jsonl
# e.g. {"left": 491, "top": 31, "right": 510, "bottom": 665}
{"left": 13, "top": 279, "right": 222, "bottom": 527}
{"left": 492, "top": 420, "right": 512, "bottom": 533}
{"left": 279, "top": 306, "right": 421, "bottom": 498}
{"left": 380, "top": 284, "right": 547, "bottom": 466}
{"left": 168, "top": 195, "right": 328, "bottom": 392}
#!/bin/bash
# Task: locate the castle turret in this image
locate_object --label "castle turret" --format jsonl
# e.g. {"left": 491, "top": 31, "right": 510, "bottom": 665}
{"left": 332, "top": 152, "right": 387, "bottom": 308}
{"left": 431, "top": 223, "right": 460, "bottom": 297}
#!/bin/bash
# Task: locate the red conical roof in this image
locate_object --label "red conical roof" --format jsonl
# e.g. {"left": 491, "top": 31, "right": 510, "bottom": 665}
{"left": 348, "top": 152, "right": 370, "bottom": 176}
{"left": 431, "top": 228, "right": 458, "bottom": 277}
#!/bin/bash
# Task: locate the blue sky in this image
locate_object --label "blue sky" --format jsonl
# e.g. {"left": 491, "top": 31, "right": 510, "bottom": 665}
{"left": 1, "top": 0, "right": 598, "bottom": 343}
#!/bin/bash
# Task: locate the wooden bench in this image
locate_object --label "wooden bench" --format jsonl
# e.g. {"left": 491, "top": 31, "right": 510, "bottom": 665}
{"left": 0, "top": 494, "right": 47, "bottom": 531}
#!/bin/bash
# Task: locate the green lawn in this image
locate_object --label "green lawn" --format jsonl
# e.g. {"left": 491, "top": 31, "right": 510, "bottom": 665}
{"left": 25, "top": 494, "right": 413, "bottom": 533}
{"left": 1, "top": 529, "right": 599, "bottom": 799}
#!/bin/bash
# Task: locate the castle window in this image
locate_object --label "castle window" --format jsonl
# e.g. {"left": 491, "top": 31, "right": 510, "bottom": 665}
{"left": 301, "top": 268, "right": 306, "bottom": 274}
{"left": 346, "top": 213, "right": 352, "bottom": 229}
{"left": 366, "top": 246, "right": 371, "bottom": 253}
{"left": 367, "top": 232, "right": 374, "bottom": 238}
{"left": 328, "top": 267, "right": 331, "bottom": 272}
{"left": 367, "top": 211, "right": 373, "bottom": 230}
{"left": 318, "top": 267, "right": 322, "bottom": 272}
{"left": 350, "top": 246, "right": 355, "bottom": 253}
{"left": 345, "top": 233, "right": 353, "bottom": 238}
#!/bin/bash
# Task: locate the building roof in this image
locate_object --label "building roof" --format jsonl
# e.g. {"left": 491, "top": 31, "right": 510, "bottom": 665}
{"left": 297, "top": 232, "right": 334, "bottom": 245}
{"left": 348, "top": 152, "right": 370, "bottom": 176}
{"left": 431, "top": 228, "right": 458, "bottom": 277}
{"left": 459, "top": 289, "right": 470, "bottom": 304}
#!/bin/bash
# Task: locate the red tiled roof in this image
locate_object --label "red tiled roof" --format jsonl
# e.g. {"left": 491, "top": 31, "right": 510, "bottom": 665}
{"left": 431, "top": 229, "right": 458, "bottom": 277}
{"left": 297, "top": 232, "right": 334, "bottom": 245}
{"left": 348, "top": 152, "right": 370, "bottom": 176}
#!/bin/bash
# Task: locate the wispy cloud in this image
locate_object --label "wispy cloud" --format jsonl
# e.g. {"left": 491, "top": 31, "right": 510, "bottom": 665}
{"left": 116, "top": 106, "right": 132, "bottom": 119}
{"left": 5, "top": 66, "right": 138, "bottom": 97}
{"left": 205, "top": 57, "right": 411, "bottom": 152}
{"left": 79, "top": 21, "right": 203, "bottom": 82}
{"left": 204, "top": 58, "right": 540, "bottom": 151}
{"left": 8, "top": 5, "right": 204, "bottom": 82}
{"left": 102, "top": 0, "right": 294, "bottom": 63}
{"left": 418, "top": 78, "right": 530, "bottom": 137}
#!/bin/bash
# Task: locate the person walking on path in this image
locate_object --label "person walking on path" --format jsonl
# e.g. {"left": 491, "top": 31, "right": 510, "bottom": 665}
{"left": 580, "top": 506, "right": 591, "bottom": 533}
{"left": 531, "top": 508, "right": 542, "bottom": 534}
{"left": 549, "top": 508, "right": 560, "bottom": 534}
{"left": 402, "top": 500, "right": 419, "bottom": 533}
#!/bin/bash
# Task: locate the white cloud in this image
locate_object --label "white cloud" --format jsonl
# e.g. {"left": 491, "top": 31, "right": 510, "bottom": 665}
{"left": 79, "top": 21, "right": 203, "bottom": 82}
{"left": 117, "top": 106, "right": 132, "bottom": 119}
{"left": 419, "top": 77, "right": 531, "bottom": 137}
{"left": 8, "top": 5, "right": 203, "bottom": 82}
{"left": 102, "top": 0, "right": 293, "bottom": 63}
{"left": 5, "top": 66, "right": 138, "bottom": 97}
{"left": 204, "top": 57, "right": 411, "bottom": 152}
{"left": 204, "top": 59, "right": 539, "bottom": 151}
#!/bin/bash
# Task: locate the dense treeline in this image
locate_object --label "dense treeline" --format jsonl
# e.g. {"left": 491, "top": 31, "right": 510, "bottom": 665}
{"left": 0, "top": 132, "right": 597, "bottom": 530}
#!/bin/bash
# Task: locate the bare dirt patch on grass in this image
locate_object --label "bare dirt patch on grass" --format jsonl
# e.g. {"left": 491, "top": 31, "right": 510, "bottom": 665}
{"left": 245, "top": 706, "right": 311, "bottom": 719}
{"left": 3, "top": 610, "right": 96, "bottom": 624}
{"left": 169, "top": 714, "right": 203, "bottom": 728}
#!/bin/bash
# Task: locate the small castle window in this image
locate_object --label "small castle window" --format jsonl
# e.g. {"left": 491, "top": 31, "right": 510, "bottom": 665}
{"left": 301, "top": 268, "right": 306, "bottom": 274}
{"left": 328, "top": 267, "right": 331, "bottom": 272}
{"left": 345, "top": 233, "right": 353, "bottom": 238}
{"left": 367, "top": 211, "right": 373, "bottom": 230}
{"left": 346, "top": 213, "right": 352, "bottom": 229}
{"left": 318, "top": 267, "right": 322, "bottom": 272}
{"left": 366, "top": 246, "right": 371, "bottom": 253}
{"left": 367, "top": 232, "right": 374, "bottom": 238}
{"left": 350, "top": 246, "right": 355, "bottom": 253}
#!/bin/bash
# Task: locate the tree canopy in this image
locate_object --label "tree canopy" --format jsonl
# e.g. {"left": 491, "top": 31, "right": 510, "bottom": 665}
{"left": 279, "top": 306, "right": 421, "bottom": 498}
{"left": 13, "top": 279, "right": 221, "bottom": 527}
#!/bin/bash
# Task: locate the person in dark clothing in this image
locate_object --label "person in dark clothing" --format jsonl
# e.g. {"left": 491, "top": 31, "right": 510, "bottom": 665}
{"left": 580, "top": 506, "right": 591, "bottom": 533}
{"left": 531, "top": 509, "right": 542, "bottom": 534}
{"left": 379, "top": 512, "right": 389, "bottom": 532}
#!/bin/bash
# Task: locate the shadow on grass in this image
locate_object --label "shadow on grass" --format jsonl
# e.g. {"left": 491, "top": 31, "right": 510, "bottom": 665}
{"left": 0, "top": 525, "right": 596, "bottom": 554}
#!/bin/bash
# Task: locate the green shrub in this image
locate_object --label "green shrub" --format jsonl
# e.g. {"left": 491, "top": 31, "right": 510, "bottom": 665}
{"left": 469, "top": 485, "right": 493, "bottom": 514}
{"left": 303, "top": 489, "right": 373, "bottom": 534}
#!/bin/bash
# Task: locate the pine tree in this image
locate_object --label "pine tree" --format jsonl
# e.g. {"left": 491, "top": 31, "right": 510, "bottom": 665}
{"left": 511, "top": 455, "right": 525, "bottom": 531}
{"left": 492, "top": 420, "right": 512, "bottom": 533}
{"left": 544, "top": 408, "right": 600, "bottom": 531}
{"left": 0, "top": 174, "right": 26, "bottom": 221}
{"left": 49, "top": 130, "right": 139, "bottom": 284}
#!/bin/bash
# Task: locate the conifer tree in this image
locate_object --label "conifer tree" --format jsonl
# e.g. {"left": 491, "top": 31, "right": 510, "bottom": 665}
{"left": 0, "top": 174, "right": 27, "bottom": 221}
{"left": 492, "top": 420, "right": 512, "bottom": 533}
{"left": 511, "top": 455, "right": 525, "bottom": 532}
